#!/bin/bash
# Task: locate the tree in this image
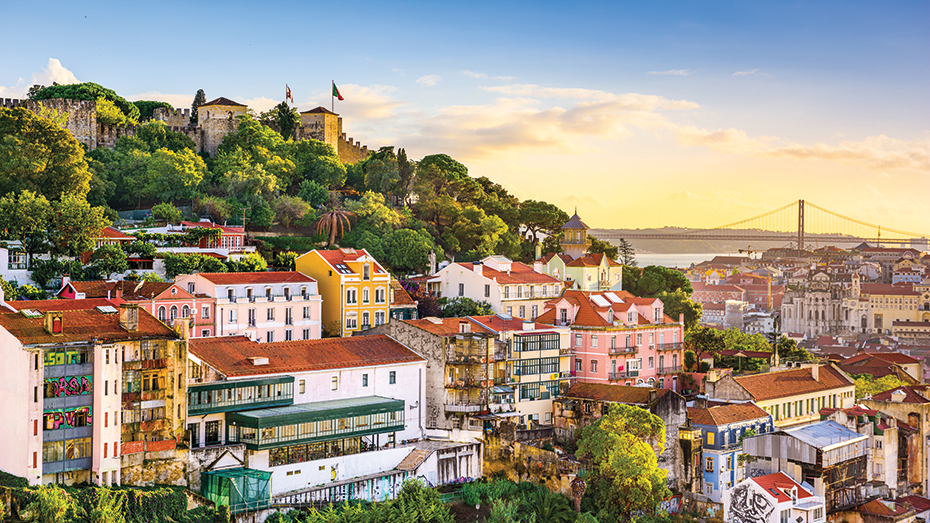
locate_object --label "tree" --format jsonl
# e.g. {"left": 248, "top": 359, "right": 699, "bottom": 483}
{"left": 259, "top": 102, "right": 301, "bottom": 140}
{"left": 854, "top": 374, "right": 908, "bottom": 400}
{"left": 0, "top": 107, "right": 92, "bottom": 200}
{"left": 0, "top": 189, "right": 52, "bottom": 264}
{"left": 520, "top": 200, "right": 569, "bottom": 245}
{"left": 50, "top": 194, "right": 111, "bottom": 257}
{"left": 151, "top": 202, "right": 182, "bottom": 224}
{"left": 588, "top": 235, "right": 618, "bottom": 261}
{"left": 194, "top": 196, "right": 232, "bottom": 223}
{"left": 384, "top": 228, "right": 439, "bottom": 274}
{"left": 24, "top": 484, "right": 75, "bottom": 523}
{"left": 440, "top": 297, "right": 493, "bottom": 318}
{"left": 142, "top": 147, "right": 207, "bottom": 203}
{"left": 191, "top": 89, "right": 206, "bottom": 124}
{"left": 274, "top": 251, "right": 298, "bottom": 270}
{"left": 314, "top": 209, "right": 355, "bottom": 246}
{"left": 273, "top": 195, "right": 311, "bottom": 228}
{"left": 132, "top": 100, "right": 173, "bottom": 121}
{"left": 297, "top": 179, "right": 329, "bottom": 207}
{"left": 89, "top": 244, "right": 129, "bottom": 279}
{"left": 683, "top": 350, "right": 697, "bottom": 371}
{"left": 225, "top": 252, "right": 268, "bottom": 273}
{"left": 654, "top": 289, "right": 702, "bottom": 332}
{"left": 163, "top": 252, "right": 228, "bottom": 279}
{"left": 95, "top": 97, "right": 133, "bottom": 126}
{"left": 624, "top": 265, "right": 693, "bottom": 297}
{"left": 618, "top": 239, "right": 636, "bottom": 266}
{"left": 32, "top": 82, "right": 140, "bottom": 122}
{"left": 576, "top": 403, "right": 670, "bottom": 519}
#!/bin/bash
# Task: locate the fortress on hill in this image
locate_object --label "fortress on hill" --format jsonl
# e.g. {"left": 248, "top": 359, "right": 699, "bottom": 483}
{"left": 0, "top": 96, "right": 371, "bottom": 163}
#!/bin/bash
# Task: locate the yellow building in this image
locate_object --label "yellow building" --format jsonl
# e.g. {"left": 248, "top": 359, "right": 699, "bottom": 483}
{"left": 296, "top": 248, "right": 391, "bottom": 337}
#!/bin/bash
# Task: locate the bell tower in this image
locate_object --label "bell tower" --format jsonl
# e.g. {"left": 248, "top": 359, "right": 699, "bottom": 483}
{"left": 560, "top": 210, "right": 591, "bottom": 260}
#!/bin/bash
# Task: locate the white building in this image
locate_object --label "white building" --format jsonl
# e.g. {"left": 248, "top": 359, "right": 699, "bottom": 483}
{"left": 426, "top": 256, "right": 563, "bottom": 319}
{"left": 723, "top": 472, "right": 825, "bottom": 523}
{"left": 186, "top": 334, "right": 481, "bottom": 498}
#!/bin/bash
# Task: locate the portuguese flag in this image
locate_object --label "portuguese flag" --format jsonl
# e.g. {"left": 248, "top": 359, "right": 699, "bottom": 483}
{"left": 332, "top": 82, "right": 344, "bottom": 101}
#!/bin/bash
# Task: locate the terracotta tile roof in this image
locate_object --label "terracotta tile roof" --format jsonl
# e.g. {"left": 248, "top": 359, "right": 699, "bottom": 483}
{"left": 201, "top": 97, "right": 246, "bottom": 108}
{"left": 468, "top": 315, "right": 549, "bottom": 332}
{"left": 63, "top": 280, "right": 114, "bottom": 298}
{"left": 899, "top": 496, "right": 930, "bottom": 513}
{"left": 300, "top": 106, "right": 337, "bottom": 115}
{"left": 459, "top": 262, "right": 561, "bottom": 285}
{"left": 6, "top": 298, "right": 121, "bottom": 311}
{"left": 98, "top": 227, "right": 134, "bottom": 240}
{"left": 857, "top": 499, "right": 914, "bottom": 517}
{"left": 844, "top": 352, "right": 919, "bottom": 365}
{"left": 561, "top": 382, "right": 670, "bottom": 405}
{"left": 390, "top": 280, "right": 416, "bottom": 307}
{"left": 402, "top": 318, "right": 494, "bottom": 337}
{"left": 869, "top": 385, "right": 930, "bottom": 404}
{"left": 179, "top": 221, "right": 244, "bottom": 234}
{"left": 197, "top": 271, "right": 316, "bottom": 285}
{"left": 311, "top": 248, "right": 387, "bottom": 275}
{"left": 860, "top": 283, "right": 919, "bottom": 296}
{"left": 534, "top": 253, "right": 573, "bottom": 264}
{"left": 0, "top": 307, "right": 178, "bottom": 345}
{"left": 750, "top": 472, "right": 814, "bottom": 503}
{"left": 564, "top": 253, "right": 621, "bottom": 268}
{"left": 687, "top": 403, "right": 770, "bottom": 426}
{"left": 734, "top": 365, "right": 853, "bottom": 402}
{"left": 189, "top": 334, "right": 424, "bottom": 377}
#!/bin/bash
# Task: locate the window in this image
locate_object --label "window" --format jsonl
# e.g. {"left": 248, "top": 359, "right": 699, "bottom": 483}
{"left": 705, "top": 457, "right": 714, "bottom": 472}
{"left": 726, "top": 456, "right": 732, "bottom": 470}
{"left": 813, "top": 507, "right": 823, "bottom": 521}
{"left": 575, "top": 359, "right": 582, "bottom": 372}
{"left": 531, "top": 305, "right": 538, "bottom": 319}
{"left": 182, "top": 305, "right": 190, "bottom": 318}
{"left": 158, "top": 306, "right": 166, "bottom": 322}
{"left": 303, "top": 306, "right": 311, "bottom": 319}
{"left": 362, "top": 311, "right": 370, "bottom": 328}
{"left": 346, "top": 289, "right": 357, "bottom": 304}
{"left": 267, "top": 308, "right": 275, "bottom": 321}
{"left": 648, "top": 356, "right": 654, "bottom": 369}
{"left": 484, "top": 284, "right": 491, "bottom": 298}
{"left": 507, "top": 306, "right": 513, "bottom": 316}
{"left": 229, "top": 309, "right": 236, "bottom": 323}
{"left": 363, "top": 264, "right": 370, "bottom": 280}
{"left": 590, "top": 360, "right": 597, "bottom": 373}
{"left": 780, "top": 509, "right": 790, "bottom": 523}
{"left": 331, "top": 376, "right": 338, "bottom": 390}
{"left": 346, "top": 314, "right": 357, "bottom": 329}
{"left": 519, "top": 306, "right": 525, "bottom": 318}
{"left": 266, "top": 331, "right": 274, "bottom": 342}
{"left": 375, "top": 288, "right": 385, "bottom": 303}
{"left": 389, "top": 371, "right": 396, "bottom": 384}
{"left": 106, "top": 350, "right": 110, "bottom": 364}
{"left": 248, "top": 309, "right": 256, "bottom": 326}
{"left": 299, "top": 380, "right": 305, "bottom": 394}
{"left": 302, "top": 328, "right": 310, "bottom": 340}
{"left": 591, "top": 335, "right": 598, "bottom": 348}
{"left": 575, "top": 334, "right": 583, "bottom": 347}
{"left": 362, "top": 374, "right": 368, "bottom": 387}
{"left": 458, "top": 283, "right": 464, "bottom": 297}
{"left": 707, "top": 432, "right": 715, "bottom": 445}
{"left": 363, "top": 289, "right": 370, "bottom": 304}
{"left": 285, "top": 307, "right": 293, "bottom": 325}
{"left": 285, "top": 329, "right": 293, "bottom": 341}
{"left": 202, "top": 306, "right": 210, "bottom": 319}
{"left": 504, "top": 286, "right": 510, "bottom": 299}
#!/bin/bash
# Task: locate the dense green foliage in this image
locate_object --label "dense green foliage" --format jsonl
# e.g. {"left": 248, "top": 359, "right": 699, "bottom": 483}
{"left": 133, "top": 100, "right": 174, "bottom": 121}
{"left": 853, "top": 373, "right": 907, "bottom": 400}
{"left": 32, "top": 82, "right": 140, "bottom": 123}
{"left": 624, "top": 265, "right": 701, "bottom": 332}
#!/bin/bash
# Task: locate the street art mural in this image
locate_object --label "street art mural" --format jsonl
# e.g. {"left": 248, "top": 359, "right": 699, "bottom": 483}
{"left": 728, "top": 482, "right": 775, "bottom": 523}
{"left": 659, "top": 494, "right": 682, "bottom": 514}
{"left": 44, "top": 375, "right": 93, "bottom": 398}
{"left": 43, "top": 406, "right": 93, "bottom": 430}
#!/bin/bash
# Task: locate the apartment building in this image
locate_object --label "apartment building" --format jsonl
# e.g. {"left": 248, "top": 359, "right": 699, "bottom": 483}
{"left": 295, "top": 248, "right": 391, "bottom": 337}
{"left": 175, "top": 272, "right": 321, "bottom": 342}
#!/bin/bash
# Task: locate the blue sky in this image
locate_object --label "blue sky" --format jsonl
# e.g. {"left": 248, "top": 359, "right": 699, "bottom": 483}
{"left": 2, "top": 0, "right": 928, "bottom": 231}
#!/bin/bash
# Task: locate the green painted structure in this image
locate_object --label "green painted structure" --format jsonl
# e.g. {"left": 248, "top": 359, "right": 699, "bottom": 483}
{"left": 201, "top": 467, "right": 272, "bottom": 514}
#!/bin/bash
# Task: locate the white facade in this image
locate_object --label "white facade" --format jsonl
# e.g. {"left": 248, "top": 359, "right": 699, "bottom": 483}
{"left": 723, "top": 473, "right": 826, "bottom": 523}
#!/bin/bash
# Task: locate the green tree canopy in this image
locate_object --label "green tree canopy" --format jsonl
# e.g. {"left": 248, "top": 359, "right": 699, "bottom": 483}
{"left": 576, "top": 402, "right": 670, "bottom": 519}
{"left": 88, "top": 244, "right": 129, "bottom": 279}
{"left": 439, "top": 297, "right": 493, "bottom": 318}
{"left": 618, "top": 239, "right": 636, "bottom": 266}
{"left": 31, "top": 82, "right": 141, "bottom": 122}
{"left": 0, "top": 189, "right": 52, "bottom": 261}
{"left": 624, "top": 265, "right": 693, "bottom": 297}
{"left": 519, "top": 200, "right": 569, "bottom": 245}
{"left": 132, "top": 100, "right": 173, "bottom": 121}
{"left": 50, "top": 194, "right": 112, "bottom": 257}
{"left": 191, "top": 89, "right": 206, "bottom": 124}
{"left": 854, "top": 374, "right": 908, "bottom": 400}
{"left": 151, "top": 202, "right": 182, "bottom": 224}
{"left": 588, "top": 235, "right": 618, "bottom": 261}
{"left": 654, "top": 289, "right": 702, "bottom": 332}
{"left": 0, "top": 107, "right": 92, "bottom": 200}
{"left": 260, "top": 102, "right": 301, "bottom": 140}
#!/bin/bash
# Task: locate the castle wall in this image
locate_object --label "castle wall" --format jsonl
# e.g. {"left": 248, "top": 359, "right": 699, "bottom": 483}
{"left": 199, "top": 104, "right": 246, "bottom": 156}
{"left": 3, "top": 98, "right": 98, "bottom": 150}
{"left": 338, "top": 132, "right": 370, "bottom": 164}
{"left": 153, "top": 107, "right": 192, "bottom": 127}
{"left": 97, "top": 122, "right": 138, "bottom": 149}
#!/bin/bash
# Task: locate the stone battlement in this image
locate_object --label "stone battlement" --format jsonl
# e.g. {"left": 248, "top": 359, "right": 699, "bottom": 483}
{"left": 338, "top": 132, "right": 370, "bottom": 164}
{"left": 1, "top": 98, "right": 28, "bottom": 108}
{"left": 153, "top": 106, "right": 192, "bottom": 127}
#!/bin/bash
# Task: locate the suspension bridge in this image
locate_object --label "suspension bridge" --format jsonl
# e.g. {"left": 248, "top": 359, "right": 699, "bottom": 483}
{"left": 595, "top": 200, "right": 929, "bottom": 249}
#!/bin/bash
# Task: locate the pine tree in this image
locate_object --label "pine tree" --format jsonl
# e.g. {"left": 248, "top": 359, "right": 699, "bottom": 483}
{"left": 190, "top": 89, "right": 206, "bottom": 124}
{"left": 618, "top": 238, "right": 637, "bottom": 266}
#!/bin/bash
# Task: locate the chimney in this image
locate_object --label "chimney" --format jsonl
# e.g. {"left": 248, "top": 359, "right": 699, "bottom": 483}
{"left": 810, "top": 364, "right": 819, "bottom": 382}
{"left": 522, "top": 321, "right": 534, "bottom": 331}
{"left": 648, "top": 389, "right": 657, "bottom": 404}
{"left": 119, "top": 304, "right": 140, "bottom": 332}
{"left": 173, "top": 317, "right": 191, "bottom": 339}
{"left": 61, "top": 274, "right": 71, "bottom": 291}
{"left": 459, "top": 320, "right": 471, "bottom": 333}
{"left": 43, "top": 311, "right": 64, "bottom": 336}
{"left": 473, "top": 262, "right": 483, "bottom": 276}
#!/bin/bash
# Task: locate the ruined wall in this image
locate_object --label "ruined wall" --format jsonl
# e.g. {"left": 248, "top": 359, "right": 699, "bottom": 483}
{"left": 482, "top": 433, "right": 573, "bottom": 495}
{"left": 2, "top": 98, "right": 98, "bottom": 149}
{"left": 153, "top": 107, "right": 192, "bottom": 127}
{"left": 120, "top": 444, "right": 188, "bottom": 487}
{"left": 97, "top": 122, "right": 138, "bottom": 149}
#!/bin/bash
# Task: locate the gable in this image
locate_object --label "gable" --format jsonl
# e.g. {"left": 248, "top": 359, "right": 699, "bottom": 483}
{"left": 708, "top": 375, "right": 753, "bottom": 401}
{"left": 206, "top": 450, "right": 245, "bottom": 471}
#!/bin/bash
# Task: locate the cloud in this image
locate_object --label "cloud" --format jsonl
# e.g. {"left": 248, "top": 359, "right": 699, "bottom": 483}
{"left": 0, "top": 58, "right": 79, "bottom": 98}
{"left": 647, "top": 69, "right": 693, "bottom": 76}
{"left": 461, "top": 70, "right": 515, "bottom": 80}
{"left": 309, "top": 84, "right": 409, "bottom": 121}
{"left": 565, "top": 193, "right": 602, "bottom": 205}
{"left": 416, "top": 75, "right": 441, "bottom": 87}
{"left": 481, "top": 84, "right": 700, "bottom": 110}
{"left": 732, "top": 69, "right": 759, "bottom": 76}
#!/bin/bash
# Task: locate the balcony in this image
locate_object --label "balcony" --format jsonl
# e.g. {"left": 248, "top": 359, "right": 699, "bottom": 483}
{"left": 446, "top": 353, "right": 486, "bottom": 365}
{"left": 188, "top": 376, "right": 295, "bottom": 416}
{"left": 559, "top": 347, "right": 572, "bottom": 355}
{"left": 658, "top": 365, "right": 682, "bottom": 375}
{"left": 609, "top": 346, "right": 637, "bottom": 356}
{"left": 609, "top": 370, "right": 638, "bottom": 380}
{"left": 656, "top": 342, "right": 683, "bottom": 352}
{"left": 444, "top": 403, "right": 484, "bottom": 413}
{"left": 446, "top": 378, "right": 488, "bottom": 389}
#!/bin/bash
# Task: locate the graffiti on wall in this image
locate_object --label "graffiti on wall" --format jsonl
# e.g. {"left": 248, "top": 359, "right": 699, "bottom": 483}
{"left": 44, "top": 376, "right": 93, "bottom": 397}
{"left": 728, "top": 483, "right": 774, "bottom": 523}
{"left": 659, "top": 494, "right": 682, "bottom": 514}
{"left": 43, "top": 406, "right": 93, "bottom": 430}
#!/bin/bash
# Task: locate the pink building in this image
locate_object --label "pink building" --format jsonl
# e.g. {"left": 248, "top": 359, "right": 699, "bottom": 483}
{"left": 57, "top": 278, "right": 218, "bottom": 337}
{"left": 535, "top": 290, "right": 685, "bottom": 391}
{"left": 175, "top": 271, "right": 322, "bottom": 343}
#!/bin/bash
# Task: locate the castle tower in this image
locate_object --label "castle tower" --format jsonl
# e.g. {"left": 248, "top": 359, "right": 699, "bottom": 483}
{"left": 299, "top": 107, "right": 341, "bottom": 152}
{"left": 560, "top": 210, "right": 591, "bottom": 260}
{"left": 198, "top": 97, "right": 248, "bottom": 156}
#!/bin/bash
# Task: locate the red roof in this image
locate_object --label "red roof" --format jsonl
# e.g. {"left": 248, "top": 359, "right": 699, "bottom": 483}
{"left": 535, "top": 289, "right": 671, "bottom": 329}
{"left": 899, "top": 496, "right": 930, "bottom": 513}
{"left": 565, "top": 253, "right": 622, "bottom": 268}
{"left": 869, "top": 385, "right": 930, "bottom": 404}
{"left": 534, "top": 253, "right": 573, "bottom": 265}
{"left": 459, "top": 261, "right": 561, "bottom": 285}
{"left": 561, "top": 382, "right": 671, "bottom": 405}
{"left": 200, "top": 97, "right": 246, "bottom": 108}
{"left": 687, "top": 403, "right": 770, "bottom": 426}
{"left": 197, "top": 271, "right": 316, "bottom": 285}
{"left": 844, "top": 352, "right": 919, "bottom": 365}
{"left": 734, "top": 365, "right": 853, "bottom": 402}
{"left": 189, "top": 334, "right": 424, "bottom": 377}
{"left": 390, "top": 280, "right": 416, "bottom": 307}
{"left": 468, "top": 315, "right": 550, "bottom": 332}
{"left": 403, "top": 318, "right": 494, "bottom": 337}
{"left": 98, "top": 227, "right": 135, "bottom": 240}
{"left": 857, "top": 499, "right": 914, "bottom": 517}
{"left": 312, "top": 248, "right": 387, "bottom": 275}
{"left": 0, "top": 307, "right": 178, "bottom": 345}
{"left": 860, "top": 283, "right": 919, "bottom": 296}
{"left": 6, "top": 298, "right": 121, "bottom": 311}
{"left": 750, "top": 472, "right": 814, "bottom": 503}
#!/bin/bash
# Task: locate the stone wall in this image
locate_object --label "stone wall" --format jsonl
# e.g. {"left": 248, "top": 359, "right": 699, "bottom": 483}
{"left": 97, "top": 122, "right": 138, "bottom": 149}
{"left": 2, "top": 97, "right": 98, "bottom": 149}
{"left": 186, "top": 444, "right": 247, "bottom": 492}
{"left": 337, "top": 132, "right": 370, "bottom": 164}
{"left": 120, "top": 446, "right": 188, "bottom": 486}
{"left": 153, "top": 107, "right": 192, "bottom": 127}
{"left": 201, "top": 116, "right": 240, "bottom": 157}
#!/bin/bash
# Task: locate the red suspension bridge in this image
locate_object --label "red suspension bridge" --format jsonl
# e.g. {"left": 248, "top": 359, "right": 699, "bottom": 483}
{"left": 595, "top": 200, "right": 929, "bottom": 249}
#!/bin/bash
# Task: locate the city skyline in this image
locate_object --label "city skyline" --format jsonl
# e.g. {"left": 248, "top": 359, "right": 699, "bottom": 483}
{"left": 1, "top": 0, "right": 927, "bottom": 232}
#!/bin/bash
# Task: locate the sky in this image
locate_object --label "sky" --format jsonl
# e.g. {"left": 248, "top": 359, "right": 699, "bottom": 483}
{"left": 1, "top": 0, "right": 928, "bottom": 233}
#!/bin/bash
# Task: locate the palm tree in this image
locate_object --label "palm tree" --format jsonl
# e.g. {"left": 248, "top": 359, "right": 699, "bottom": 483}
{"left": 531, "top": 489, "right": 576, "bottom": 523}
{"left": 314, "top": 209, "right": 355, "bottom": 246}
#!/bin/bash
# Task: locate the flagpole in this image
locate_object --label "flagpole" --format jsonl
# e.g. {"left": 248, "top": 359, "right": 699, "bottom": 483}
{"left": 331, "top": 80, "right": 334, "bottom": 112}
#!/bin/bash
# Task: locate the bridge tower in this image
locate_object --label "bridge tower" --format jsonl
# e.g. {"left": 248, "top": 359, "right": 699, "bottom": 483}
{"left": 797, "top": 199, "right": 805, "bottom": 256}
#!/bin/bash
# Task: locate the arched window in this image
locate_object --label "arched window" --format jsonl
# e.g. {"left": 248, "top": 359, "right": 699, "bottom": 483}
{"left": 170, "top": 306, "right": 178, "bottom": 321}
{"left": 158, "top": 306, "right": 166, "bottom": 322}
{"left": 182, "top": 305, "right": 190, "bottom": 318}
